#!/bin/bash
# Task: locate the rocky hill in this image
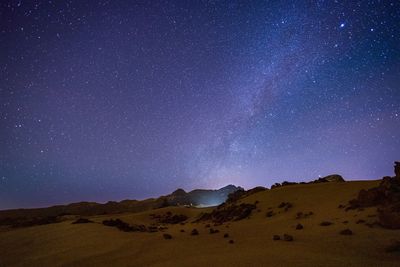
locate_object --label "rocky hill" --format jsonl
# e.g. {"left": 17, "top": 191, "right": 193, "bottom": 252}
{"left": 0, "top": 185, "right": 242, "bottom": 227}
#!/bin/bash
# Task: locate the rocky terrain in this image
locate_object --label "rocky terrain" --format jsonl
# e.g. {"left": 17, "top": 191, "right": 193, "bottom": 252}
{"left": 0, "top": 165, "right": 399, "bottom": 266}
{"left": 0, "top": 185, "right": 241, "bottom": 228}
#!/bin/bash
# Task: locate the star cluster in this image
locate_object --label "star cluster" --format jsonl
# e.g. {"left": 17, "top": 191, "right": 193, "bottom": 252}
{"left": 1, "top": 1, "right": 399, "bottom": 209}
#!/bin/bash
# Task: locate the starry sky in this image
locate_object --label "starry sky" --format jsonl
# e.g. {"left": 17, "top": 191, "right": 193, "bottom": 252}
{"left": 1, "top": 1, "right": 399, "bottom": 210}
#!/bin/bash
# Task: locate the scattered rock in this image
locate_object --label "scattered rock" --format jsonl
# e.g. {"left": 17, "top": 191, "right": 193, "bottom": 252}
{"left": 320, "top": 221, "right": 333, "bottom": 226}
{"left": 191, "top": 229, "right": 199, "bottom": 235}
{"left": 163, "top": 233, "right": 172, "bottom": 239}
{"left": 340, "top": 229, "right": 353, "bottom": 235}
{"left": 295, "top": 223, "right": 303, "bottom": 230}
{"left": 278, "top": 202, "right": 293, "bottom": 211}
{"left": 266, "top": 211, "right": 275, "bottom": 217}
{"left": 72, "top": 218, "right": 93, "bottom": 224}
{"left": 347, "top": 166, "right": 400, "bottom": 229}
{"left": 209, "top": 228, "right": 220, "bottom": 234}
{"left": 296, "top": 211, "right": 313, "bottom": 219}
{"left": 102, "top": 219, "right": 147, "bottom": 232}
{"left": 196, "top": 203, "right": 257, "bottom": 223}
{"left": 356, "top": 219, "right": 366, "bottom": 224}
{"left": 147, "top": 226, "right": 158, "bottom": 232}
{"left": 272, "top": 235, "right": 280, "bottom": 240}
{"left": 342, "top": 220, "right": 349, "bottom": 224}
{"left": 151, "top": 212, "right": 188, "bottom": 224}
{"left": 205, "top": 224, "right": 211, "bottom": 228}
{"left": 283, "top": 234, "right": 294, "bottom": 241}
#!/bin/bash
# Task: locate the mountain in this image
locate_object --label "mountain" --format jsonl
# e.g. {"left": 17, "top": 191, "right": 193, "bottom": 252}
{"left": 0, "top": 185, "right": 242, "bottom": 226}
{"left": 162, "top": 184, "right": 243, "bottom": 207}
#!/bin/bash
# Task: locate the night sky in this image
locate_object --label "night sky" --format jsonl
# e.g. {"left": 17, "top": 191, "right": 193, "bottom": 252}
{"left": 1, "top": 1, "right": 399, "bottom": 210}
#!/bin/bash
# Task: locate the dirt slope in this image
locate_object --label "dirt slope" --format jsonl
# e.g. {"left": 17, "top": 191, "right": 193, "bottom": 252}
{"left": 1, "top": 180, "right": 400, "bottom": 267}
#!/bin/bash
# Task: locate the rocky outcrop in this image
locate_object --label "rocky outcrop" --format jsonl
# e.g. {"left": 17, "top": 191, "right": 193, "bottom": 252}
{"left": 312, "top": 174, "right": 345, "bottom": 183}
{"left": 270, "top": 174, "right": 345, "bottom": 190}
{"left": 395, "top": 162, "right": 400, "bottom": 178}
{"left": 72, "top": 218, "right": 93, "bottom": 224}
{"left": 150, "top": 212, "right": 188, "bottom": 224}
{"left": 347, "top": 162, "right": 400, "bottom": 229}
{"left": 102, "top": 219, "right": 147, "bottom": 232}
{"left": 196, "top": 203, "right": 257, "bottom": 224}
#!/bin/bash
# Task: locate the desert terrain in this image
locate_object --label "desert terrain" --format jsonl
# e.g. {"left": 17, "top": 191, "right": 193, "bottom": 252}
{"left": 1, "top": 175, "right": 400, "bottom": 267}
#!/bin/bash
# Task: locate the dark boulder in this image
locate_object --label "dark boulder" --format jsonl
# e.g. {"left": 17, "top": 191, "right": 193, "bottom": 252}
{"left": 209, "top": 228, "right": 220, "bottom": 234}
{"left": 339, "top": 229, "right": 353, "bottom": 235}
{"left": 283, "top": 234, "right": 294, "bottom": 241}
{"left": 191, "top": 229, "right": 199, "bottom": 235}
{"left": 196, "top": 203, "right": 256, "bottom": 223}
{"left": 163, "top": 233, "right": 172, "bottom": 239}
{"left": 72, "top": 218, "right": 93, "bottom": 224}
{"left": 395, "top": 162, "right": 400, "bottom": 178}
{"left": 295, "top": 223, "right": 303, "bottom": 230}
{"left": 102, "top": 219, "right": 147, "bottom": 232}
{"left": 320, "top": 221, "right": 333, "bottom": 226}
{"left": 386, "top": 240, "right": 400, "bottom": 253}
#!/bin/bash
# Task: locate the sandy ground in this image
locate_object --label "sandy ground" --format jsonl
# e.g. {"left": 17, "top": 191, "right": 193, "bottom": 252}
{"left": 1, "top": 180, "right": 400, "bottom": 267}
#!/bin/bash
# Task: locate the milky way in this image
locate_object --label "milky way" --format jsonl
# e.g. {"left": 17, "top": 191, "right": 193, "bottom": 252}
{"left": 1, "top": 1, "right": 399, "bottom": 209}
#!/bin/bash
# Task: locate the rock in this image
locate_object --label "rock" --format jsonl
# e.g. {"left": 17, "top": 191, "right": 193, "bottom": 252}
{"left": 163, "top": 233, "right": 172, "bottom": 239}
{"left": 278, "top": 202, "right": 287, "bottom": 208}
{"left": 180, "top": 229, "right": 185, "bottom": 232}
{"left": 271, "top": 183, "right": 281, "bottom": 189}
{"left": 72, "top": 218, "right": 93, "bottom": 224}
{"left": 156, "top": 213, "right": 188, "bottom": 224}
{"left": 266, "top": 211, "right": 275, "bottom": 217}
{"left": 224, "top": 233, "right": 229, "bottom": 238}
{"left": 295, "top": 223, "right": 303, "bottom": 230}
{"left": 313, "top": 174, "right": 345, "bottom": 183}
{"left": 320, "top": 221, "right": 333, "bottom": 226}
{"left": 191, "top": 229, "right": 199, "bottom": 235}
{"left": 283, "top": 234, "right": 294, "bottom": 241}
{"left": 378, "top": 206, "right": 400, "bottom": 229}
{"left": 148, "top": 226, "right": 158, "bottom": 232}
{"left": 196, "top": 203, "right": 256, "bottom": 223}
{"left": 282, "top": 181, "right": 298, "bottom": 186}
{"left": 209, "top": 228, "right": 220, "bottom": 234}
{"left": 347, "top": 167, "right": 400, "bottom": 229}
{"left": 205, "top": 224, "right": 211, "bottom": 228}
{"left": 340, "top": 229, "right": 353, "bottom": 235}
{"left": 272, "top": 235, "right": 280, "bottom": 240}
{"left": 278, "top": 202, "right": 293, "bottom": 211}
{"left": 356, "top": 219, "right": 366, "bottom": 224}
{"left": 386, "top": 240, "right": 400, "bottom": 253}
{"left": 395, "top": 162, "right": 400, "bottom": 178}
{"left": 102, "top": 219, "right": 147, "bottom": 232}
{"left": 229, "top": 239, "right": 234, "bottom": 244}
